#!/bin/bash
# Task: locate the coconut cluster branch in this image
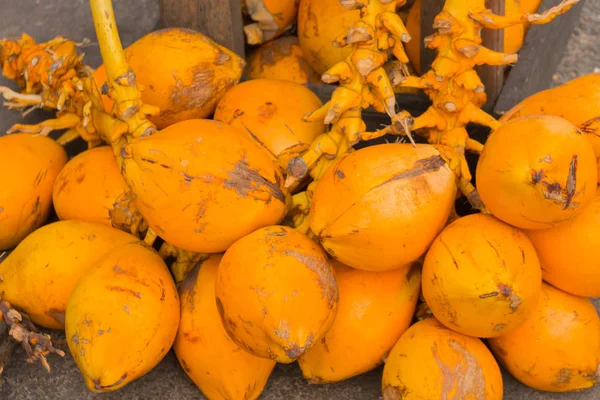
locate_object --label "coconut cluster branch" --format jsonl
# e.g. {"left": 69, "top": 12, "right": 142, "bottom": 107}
{"left": 284, "top": 0, "right": 413, "bottom": 232}
{"left": 0, "top": 298, "right": 65, "bottom": 372}
{"left": 388, "top": 0, "right": 580, "bottom": 208}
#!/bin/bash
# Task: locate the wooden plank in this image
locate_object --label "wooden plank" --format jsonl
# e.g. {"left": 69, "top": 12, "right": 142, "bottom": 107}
{"left": 477, "top": 0, "right": 505, "bottom": 112}
{"left": 493, "top": 0, "right": 585, "bottom": 116}
{"left": 420, "top": 0, "right": 444, "bottom": 74}
{"left": 158, "top": 0, "right": 246, "bottom": 58}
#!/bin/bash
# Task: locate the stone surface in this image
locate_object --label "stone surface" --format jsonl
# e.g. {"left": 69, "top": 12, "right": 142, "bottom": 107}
{"left": 553, "top": 0, "right": 600, "bottom": 87}
{"left": 1, "top": 0, "right": 600, "bottom": 399}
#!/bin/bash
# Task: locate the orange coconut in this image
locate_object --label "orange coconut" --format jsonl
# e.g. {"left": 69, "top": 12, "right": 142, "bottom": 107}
{"left": 215, "top": 225, "right": 338, "bottom": 364}
{"left": 488, "top": 283, "right": 600, "bottom": 393}
{"left": 246, "top": 36, "right": 322, "bottom": 84}
{"left": 298, "top": 260, "right": 421, "bottom": 383}
{"left": 0, "top": 220, "right": 138, "bottom": 329}
{"left": 499, "top": 73, "right": 600, "bottom": 182}
{"left": 243, "top": 0, "right": 299, "bottom": 44}
{"left": 174, "top": 255, "right": 276, "bottom": 399}
{"left": 0, "top": 133, "right": 67, "bottom": 250}
{"left": 382, "top": 317, "right": 504, "bottom": 400}
{"left": 422, "top": 213, "right": 542, "bottom": 338}
{"left": 66, "top": 242, "right": 180, "bottom": 392}
{"left": 214, "top": 78, "right": 324, "bottom": 167}
{"left": 309, "top": 143, "right": 457, "bottom": 272}
{"left": 476, "top": 115, "right": 597, "bottom": 230}
{"left": 297, "top": 0, "right": 362, "bottom": 75}
{"left": 93, "top": 28, "right": 244, "bottom": 129}
{"left": 121, "top": 119, "right": 287, "bottom": 253}
{"left": 53, "top": 146, "right": 127, "bottom": 226}
{"left": 525, "top": 188, "right": 600, "bottom": 297}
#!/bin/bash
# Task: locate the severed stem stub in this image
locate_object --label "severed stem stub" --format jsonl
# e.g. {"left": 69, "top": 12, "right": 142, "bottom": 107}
{"left": 0, "top": 299, "right": 65, "bottom": 372}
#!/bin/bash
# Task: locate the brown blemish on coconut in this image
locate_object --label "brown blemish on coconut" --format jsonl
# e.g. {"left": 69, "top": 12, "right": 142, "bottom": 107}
{"left": 564, "top": 155, "right": 578, "bottom": 210}
{"left": 533, "top": 159, "right": 581, "bottom": 210}
{"left": 321, "top": 337, "right": 330, "bottom": 353}
{"left": 556, "top": 368, "right": 572, "bottom": 384}
{"left": 169, "top": 66, "right": 215, "bottom": 115}
{"left": 281, "top": 249, "right": 338, "bottom": 307}
{"left": 113, "top": 265, "right": 127, "bottom": 274}
{"left": 180, "top": 358, "right": 191, "bottom": 373}
{"left": 578, "top": 115, "right": 600, "bottom": 135}
{"left": 284, "top": 332, "right": 316, "bottom": 360}
{"left": 545, "top": 184, "right": 569, "bottom": 204}
{"left": 240, "top": 123, "right": 278, "bottom": 159}
{"left": 93, "top": 372, "right": 128, "bottom": 391}
{"left": 34, "top": 169, "right": 49, "bottom": 187}
{"left": 375, "top": 155, "right": 446, "bottom": 189}
{"left": 531, "top": 169, "right": 544, "bottom": 184}
{"left": 106, "top": 286, "right": 142, "bottom": 298}
{"left": 179, "top": 264, "right": 200, "bottom": 310}
{"left": 215, "top": 296, "right": 237, "bottom": 333}
{"left": 31, "top": 196, "right": 40, "bottom": 216}
{"left": 432, "top": 340, "right": 486, "bottom": 400}
{"left": 266, "top": 226, "right": 288, "bottom": 237}
{"left": 216, "top": 51, "right": 230, "bottom": 65}
{"left": 257, "top": 102, "right": 277, "bottom": 118}
{"left": 497, "top": 283, "right": 521, "bottom": 311}
{"left": 479, "top": 292, "right": 499, "bottom": 299}
{"left": 439, "top": 235, "right": 459, "bottom": 270}
{"left": 182, "top": 332, "right": 199, "bottom": 343}
{"left": 45, "top": 308, "right": 65, "bottom": 325}
{"left": 223, "top": 156, "right": 286, "bottom": 204}
{"left": 383, "top": 385, "right": 409, "bottom": 400}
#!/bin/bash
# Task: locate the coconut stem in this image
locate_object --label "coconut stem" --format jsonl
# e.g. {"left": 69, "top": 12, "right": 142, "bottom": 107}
{"left": 0, "top": 299, "right": 65, "bottom": 373}
{"left": 89, "top": 0, "right": 156, "bottom": 141}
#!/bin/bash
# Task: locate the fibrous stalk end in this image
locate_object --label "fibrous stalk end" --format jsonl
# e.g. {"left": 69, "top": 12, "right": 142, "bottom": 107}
{"left": 0, "top": 300, "right": 65, "bottom": 373}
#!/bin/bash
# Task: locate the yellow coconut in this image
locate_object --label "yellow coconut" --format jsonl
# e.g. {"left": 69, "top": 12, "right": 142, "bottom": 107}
{"left": 525, "top": 188, "right": 600, "bottom": 297}
{"left": 174, "top": 255, "right": 276, "bottom": 399}
{"left": 0, "top": 220, "right": 138, "bottom": 329}
{"left": 93, "top": 28, "right": 245, "bottom": 129}
{"left": 488, "top": 282, "right": 600, "bottom": 392}
{"left": 246, "top": 36, "right": 322, "bottom": 84}
{"left": 214, "top": 78, "right": 324, "bottom": 168}
{"left": 52, "top": 146, "right": 128, "bottom": 226}
{"left": 309, "top": 143, "right": 457, "bottom": 272}
{"left": 382, "top": 317, "right": 504, "bottom": 400}
{"left": 66, "top": 242, "right": 179, "bottom": 392}
{"left": 476, "top": 115, "right": 597, "bottom": 230}
{"left": 298, "top": 260, "right": 421, "bottom": 383}
{"left": 0, "top": 133, "right": 67, "bottom": 250}
{"left": 297, "top": 0, "right": 362, "bottom": 75}
{"left": 422, "top": 213, "right": 543, "bottom": 338}
{"left": 215, "top": 225, "right": 338, "bottom": 364}
{"left": 121, "top": 119, "right": 288, "bottom": 253}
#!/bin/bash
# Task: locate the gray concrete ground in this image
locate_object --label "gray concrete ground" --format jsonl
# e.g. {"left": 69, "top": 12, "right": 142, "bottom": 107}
{"left": 1, "top": 0, "right": 599, "bottom": 399}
